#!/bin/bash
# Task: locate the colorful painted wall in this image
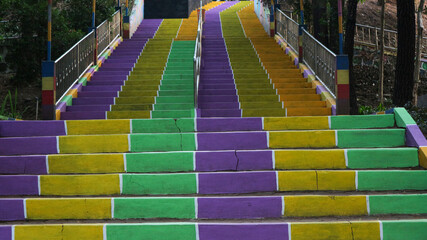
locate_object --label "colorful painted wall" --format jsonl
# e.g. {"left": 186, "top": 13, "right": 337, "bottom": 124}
{"left": 254, "top": 0, "right": 270, "bottom": 34}
{"left": 129, "top": 0, "right": 144, "bottom": 38}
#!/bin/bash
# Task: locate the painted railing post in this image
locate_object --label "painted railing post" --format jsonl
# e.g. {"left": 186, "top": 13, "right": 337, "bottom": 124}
{"left": 123, "top": 0, "right": 130, "bottom": 39}
{"left": 41, "top": 62, "right": 56, "bottom": 120}
{"left": 42, "top": 0, "right": 55, "bottom": 120}
{"left": 335, "top": 55, "right": 350, "bottom": 115}
{"left": 269, "top": 0, "right": 275, "bottom": 37}
{"left": 116, "top": 0, "right": 122, "bottom": 37}
{"left": 92, "top": 0, "right": 98, "bottom": 64}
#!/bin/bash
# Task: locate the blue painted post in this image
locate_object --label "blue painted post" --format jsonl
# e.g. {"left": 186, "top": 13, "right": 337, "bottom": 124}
{"left": 42, "top": 0, "right": 56, "bottom": 120}
{"left": 123, "top": 0, "right": 130, "bottom": 39}
{"left": 338, "top": 0, "right": 344, "bottom": 54}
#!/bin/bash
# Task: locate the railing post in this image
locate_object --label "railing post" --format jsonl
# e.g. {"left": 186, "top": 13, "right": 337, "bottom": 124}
{"left": 335, "top": 55, "right": 350, "bottom": 115}
{"left": 123, "top": 0, "right": 130, "bottom": 39}
{"left": 298, "top": 24, "right": 306, "bottom": 63}
{"left": 42, "top": 61, "right": 56, "bottom": 120}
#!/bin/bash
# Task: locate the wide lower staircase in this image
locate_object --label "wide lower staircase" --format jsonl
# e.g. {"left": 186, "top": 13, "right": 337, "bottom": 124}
{"left": 1, "top": 1, "right": 427, "bottom": 240}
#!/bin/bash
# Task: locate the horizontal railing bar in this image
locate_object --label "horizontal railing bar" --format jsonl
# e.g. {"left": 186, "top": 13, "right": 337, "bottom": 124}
{"left": 54, "top": 31, "right": 94, "bottom": 63}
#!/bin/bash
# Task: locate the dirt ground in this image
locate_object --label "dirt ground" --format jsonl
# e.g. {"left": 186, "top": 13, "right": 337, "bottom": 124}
{"left": 357, "top": 0, "right": 427, "bottom": 31}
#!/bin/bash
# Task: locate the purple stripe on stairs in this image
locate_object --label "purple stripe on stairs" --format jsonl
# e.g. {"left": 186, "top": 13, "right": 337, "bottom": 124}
{"left": 197, "top": 118, "right": 263, "bottom": 132}
{"left": 0, "top": 176, "right": 38, "bottom": 196}
{"left": 0, "top": 121, "right": 66, "bottom": 137}
{"left": 196, "top": 150, "right": 273, "bottom": 172}
{"left": 197, "top": 1, "right": 241, "bottom": 117}
{"left": 0, "top": 199, "right": 25, "bottom": 221}
{"left": 198, "top": 224, "right": 289, "bottom": 240}
{"left": 198, "top": 171, "right": 277, "bottom": 194}
{"left": 197, "top": 132, "right": 268, "bottom": 150}
{"left": 0, "top": 156, "right": 47, "bottom": 174}
{"left": 197, "top": 197, "right": 283, "bottom": 219}
{"left": 0, "top": 226, "right": 12, "bottom": 240}
{"left": 0, "top": 137, "right": 57, "bottom": 155}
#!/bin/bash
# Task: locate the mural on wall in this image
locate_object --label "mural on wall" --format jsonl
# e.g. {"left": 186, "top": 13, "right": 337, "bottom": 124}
{"left": 130, "top": 0, "right": 144, "bottom": 38}
{"left": 254, "top": 0, "right": 270, "bottom": 34}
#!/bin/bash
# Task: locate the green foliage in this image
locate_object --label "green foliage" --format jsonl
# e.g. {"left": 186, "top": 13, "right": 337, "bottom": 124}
{"left": 358, "top": 103, "right": 386, "bottom": 115}
{"left": 0, "top": 0, "right": 116, "bottom": 86}
{"left": 0, "top": 89, "right": 29, "bottom": 119}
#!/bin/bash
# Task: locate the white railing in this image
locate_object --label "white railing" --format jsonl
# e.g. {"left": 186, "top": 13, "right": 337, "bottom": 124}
{"left": 194, "top": 0, "right": 203, "bottom": 108}
{"left": 55, "top": 10, "right": 121, "bottom": 103}
{"left": 302, "top": 29, "right": 337, "bottom": 97}
{"left": 276, "top": 9, "right": 299, "bottom": 53}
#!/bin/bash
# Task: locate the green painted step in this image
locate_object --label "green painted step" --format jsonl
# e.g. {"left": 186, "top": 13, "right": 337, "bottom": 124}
{"left": 132, "top": 118, "right": 195, "bottom": 133}
{"left": 152, "top": 110, "right": 195, "bottom": 118}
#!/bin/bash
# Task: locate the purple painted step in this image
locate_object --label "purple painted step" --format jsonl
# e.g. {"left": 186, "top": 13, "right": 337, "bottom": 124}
{"left": 198, "top": 197, "right": 282, "bottom": 219}
{"left": 198, "top": 95, "right": 238, "bottom": 102}
{"left": 199, "top": 109, "right": 242, "bottom": 117}
{"left": 196, "top": 150, "right": 272, "bottom": 171}
{"left": 0, "top": 199, "right": 25, "bottom": 221}
{"left": 67, "top": 105, "right": 111, "bottom": 112}
{"left": 197, "top": 1, "right": 241, "bottom": 117}
{"left": 0, "top": 121, "right": 65, "bottom": 137}
{"left": 198, "top": 224, "right": 289, "bottom": 240}
{"left": 0, "top": 176, "right": 39, "bottom": 195}
{"left": 0, "top": 156, "right": 48, "bottom": 174}
{"left": 197, "top": 132, "right": 268, "bottom": 150}
{"left": 0, "top": 137, "right": 58, "bottom": 155}
{"left": 78, "top": 92, "right": 118, "bottom": 98}
{"left": 199, "top": 171, "right": 277, "bottom": 194}
{"left": 0, "top": 226, "right": 12, "bottom": 240}
{"left": 199, "top": 102, "right": 240, "bottom": 109}
{"left": 60, "top": 111, "right": 106, "bottom": 120}
{"left": 72, "top": 97, "right": 114, "bottom": 105}
{"left": 197, "top": 118, "right": 262, "bottom": 132}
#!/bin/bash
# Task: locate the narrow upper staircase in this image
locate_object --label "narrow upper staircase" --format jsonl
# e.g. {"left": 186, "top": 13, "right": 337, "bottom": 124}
{"left": 0, "top": 1, "right": 426, "bottom": 240}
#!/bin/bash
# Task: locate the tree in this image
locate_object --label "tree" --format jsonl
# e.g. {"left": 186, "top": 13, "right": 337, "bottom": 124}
{"left": 0, "top": 0, "right": 116, "bottom": 86}
{"left": 344, "top": 0, "right": 361, "bottom": 114}
{"left": 413, "top": 0, "right": 425, "bottom": 106}
{"left": 378, "top": 0, "right": 385, "bottom": 103}
{"left": 393, "top": 0, "right": 415, "bottom": 106}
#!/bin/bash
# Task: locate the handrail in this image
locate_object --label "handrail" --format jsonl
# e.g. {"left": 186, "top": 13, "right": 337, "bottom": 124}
{"left": 276, "top": 9, "right": 299, "bottom": 54}
{"left": 55, "top": 10, "right": 121, "bottom": 104}
{"left": 302, "top": 29, "right": 337, "bottom": 98}
{"left": 193, "top": 0, "right": 203, "bottom": 109}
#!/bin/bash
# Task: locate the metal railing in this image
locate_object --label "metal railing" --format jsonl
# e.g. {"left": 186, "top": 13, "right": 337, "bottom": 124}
{"left": 194, "top": 0, "right": 203, "bottom": 108}
{"left": 55, "top": 10, "right": 121, "bottom": 103}
{"left": 302, "top": 29, "right": 337, "bottom": 97}
{"left": 355, "top": 23, "right": 427, "bottom": 56}
{"left": 276, "top": 9, "right": 299, "bottom": 53}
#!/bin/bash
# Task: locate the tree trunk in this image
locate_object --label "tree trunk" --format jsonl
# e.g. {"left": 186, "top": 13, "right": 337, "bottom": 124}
{"left": 393, "top": 0, "right": 415, "bottom": 106}
{"left": 313, "top": 0, "right": 329, "bottom": 46}
{"left": 413, "top": 0, "right": 425, "bottom": 106}
{"left": 379, "top": 0, "right": 385, "bottom": 103}
{"left": 344, "top": 0, "right": 359, "bottom": 114}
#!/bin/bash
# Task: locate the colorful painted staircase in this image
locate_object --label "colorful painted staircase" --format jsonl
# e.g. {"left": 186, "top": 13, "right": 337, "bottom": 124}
{"left": 1, "top": 1, "right": 427, "bottom": 240}
{"left": 1, "top": 113, "right": 427, "bottom": 239}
